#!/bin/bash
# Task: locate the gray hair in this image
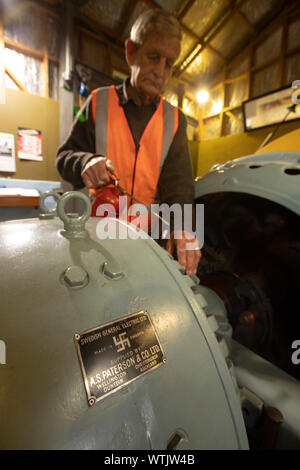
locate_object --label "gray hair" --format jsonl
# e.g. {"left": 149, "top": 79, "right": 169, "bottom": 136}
{"left": 130, "top": 9, "right": 182, "bottom": 46}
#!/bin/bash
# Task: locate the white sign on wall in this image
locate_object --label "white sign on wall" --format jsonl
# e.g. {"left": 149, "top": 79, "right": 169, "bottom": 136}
{"left": 0, "top": 132, "right": 16, "bottom": 172}
{"left": 17, "top": 127, "right": 43, "bottom": 161}
{"left": 0, "top": 35, "right": 5, "bottom": 104}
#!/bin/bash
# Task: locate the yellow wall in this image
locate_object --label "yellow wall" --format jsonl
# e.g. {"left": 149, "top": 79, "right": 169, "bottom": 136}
{"left": 0, "top": 89, "right": 60, "bottom": 181}
{"left": 256, "top": 127, "right": 300, "bottom": 153}
{"left": 1, "top": 89, "right": 298, "bottom": 182}
{"left": 196, "top": 120, "right": 300, "bottom": 177}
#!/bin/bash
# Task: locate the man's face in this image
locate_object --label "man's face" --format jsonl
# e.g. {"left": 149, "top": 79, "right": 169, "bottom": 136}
{"left": 126, "top": 31, "right": 181, "bottom": 104}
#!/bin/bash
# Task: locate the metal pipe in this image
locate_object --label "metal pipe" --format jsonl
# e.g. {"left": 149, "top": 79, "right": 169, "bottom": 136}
{"left": 62, "top": 0, "right": 74, "bottom": 90}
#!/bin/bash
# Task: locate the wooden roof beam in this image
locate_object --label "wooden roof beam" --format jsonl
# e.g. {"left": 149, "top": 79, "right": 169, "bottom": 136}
{"left": 176, "top": 0, "right": 196, "bottom": 20}
{"left": 204, "top": 0, "right": 249, "bottom": 45}
{"left": 180, "top": 23, "right": 226, "bottom": 64}
{"left": 175, "top": 0, "right": 250, "bottom": 77}
{"left": 208, "top": 1, "right": 296, "bottom": 92}
{"left": 235, "top": 11, "right": 257, "bottom": 36}
{"left": 117, "top": 0, "right": 139, "bottom": 39}
{"left": 5, "top": 66, "right": 29, "bottom": 92}
{"left": 75, "top": 14, "right": 125, "bottom": 54}
{"left": 224, "top": 0, "right": 257, "bottom": 36}
{"left": 76, "top": 25, "right": 125, "bottom": 56}
{"left": 142, "top": 0, "right": 226, "bottom": 66}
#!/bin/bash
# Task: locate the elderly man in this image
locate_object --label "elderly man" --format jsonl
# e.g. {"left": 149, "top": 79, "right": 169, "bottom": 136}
{"left": 56, "top": 9, "right": 201, "bottom": 275}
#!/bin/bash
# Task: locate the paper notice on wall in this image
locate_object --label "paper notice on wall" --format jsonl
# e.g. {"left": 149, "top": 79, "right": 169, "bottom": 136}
{"left": 18, "top": 127, "right": 43, "bottom": 161}
{"left": 0, "top": 24, "right": 5, "bottom": 104}
{"left": 0, "top": 41, "right": 5, "bottom": 104}
{"left": 0, "top": 133, "right": 16, "bottom": 172}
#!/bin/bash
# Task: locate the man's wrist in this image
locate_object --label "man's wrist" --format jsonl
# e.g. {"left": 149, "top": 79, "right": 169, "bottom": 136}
{"left": 81, "top": 155, "right": 106, "bottom": 175}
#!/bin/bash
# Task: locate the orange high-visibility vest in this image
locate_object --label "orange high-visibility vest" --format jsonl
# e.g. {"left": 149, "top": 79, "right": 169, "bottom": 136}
{"left": 91, "top": 85, "right": 178, "bottom": 205}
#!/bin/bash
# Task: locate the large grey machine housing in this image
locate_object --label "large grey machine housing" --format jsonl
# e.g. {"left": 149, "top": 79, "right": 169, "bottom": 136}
{"left": 0, "top": 190, "right": 247, "bottom": 450}
{"left": 0, "top": 150, "right": 299, "bottom": 450}
{"left": 195, "top": 151, "right": 300, "bottom": 450}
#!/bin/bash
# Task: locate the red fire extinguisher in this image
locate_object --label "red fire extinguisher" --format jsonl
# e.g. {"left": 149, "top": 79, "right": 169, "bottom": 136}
{"left": 90, "top": 185, "right": 125, "bottom": 218}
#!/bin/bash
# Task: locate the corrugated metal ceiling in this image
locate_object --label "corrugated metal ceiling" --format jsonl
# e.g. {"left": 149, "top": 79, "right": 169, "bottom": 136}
{"left": 41, "top": 0, "right": 291, "bottom": 87}
{"left": 181, "top": 0, "right": 228, "bottom": 39}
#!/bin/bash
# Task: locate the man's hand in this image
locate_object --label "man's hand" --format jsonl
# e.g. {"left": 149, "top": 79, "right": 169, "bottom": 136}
{"left": 81, "top": 156, "right": 114, "bottom": 189}
{"left": 166, "top": 230, "right": 201, "bottom": 276}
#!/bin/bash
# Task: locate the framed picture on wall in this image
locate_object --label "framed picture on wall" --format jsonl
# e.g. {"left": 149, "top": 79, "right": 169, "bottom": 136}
{"left": 242, "top": 82, "right": 300, "bottom": 132}
{"left": 17, "top": 128, "right": 43, "bottom": 161}
{"left": 0, "top": 133, "right": 16, "bottom": 172}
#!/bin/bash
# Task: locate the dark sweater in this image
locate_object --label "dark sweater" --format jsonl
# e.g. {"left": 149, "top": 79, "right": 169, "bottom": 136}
{"left": 56, "top": 80, "right": 195, "bottom": 209}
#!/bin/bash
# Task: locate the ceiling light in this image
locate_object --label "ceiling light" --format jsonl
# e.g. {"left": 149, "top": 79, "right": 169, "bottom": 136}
{"left": 196, "top": 90, "right": 209, "bottom": 104}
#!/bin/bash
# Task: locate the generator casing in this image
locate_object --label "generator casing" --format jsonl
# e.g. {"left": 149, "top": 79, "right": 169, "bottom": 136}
{"left": 194, "top": 150, "right": 300, "bottom": 449}
{"left": 0, "top": 192, "right": 248, "bottom": 450}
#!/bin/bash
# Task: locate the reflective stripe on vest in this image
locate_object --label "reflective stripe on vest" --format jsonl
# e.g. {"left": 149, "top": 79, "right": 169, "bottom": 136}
{"left": 92, "top": 85, "right": 178, "bottom": 205}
